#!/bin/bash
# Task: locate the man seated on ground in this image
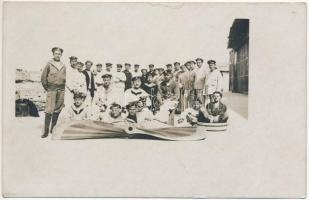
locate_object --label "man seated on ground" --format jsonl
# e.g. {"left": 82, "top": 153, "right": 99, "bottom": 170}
{"left": 55, "top": 92, "right": 91, "bottom": 130}
{"left": 126, "top": 100, "right": 153, "bottom": 124}
{"left": 124, "top": 76, "right": 151, "bottom": 107}
{"left": 197, "top": 91, "right": 228, "bottom": 123}
{"left": 100, "top": 103, "right": 125, "bottom": 123}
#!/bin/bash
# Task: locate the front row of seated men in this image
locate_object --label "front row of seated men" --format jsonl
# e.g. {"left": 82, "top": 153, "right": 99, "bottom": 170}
{"left": 55, "top": 88, "right": 228, "bottom": 131}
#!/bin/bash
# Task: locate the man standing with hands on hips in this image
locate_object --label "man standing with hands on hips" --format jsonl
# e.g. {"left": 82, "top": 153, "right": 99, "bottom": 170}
{"left": 41, "top": 47, "right": 66, "bottom": 138}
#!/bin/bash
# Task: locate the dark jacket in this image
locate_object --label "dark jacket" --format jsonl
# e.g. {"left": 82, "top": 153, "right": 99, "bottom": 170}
{"left": 123, "top": 70, "right": 132, "bottom": 91}
{"left": 82, "top": 70, "right": 96, "bottom": 98}
{"left": 41, "top": 60, "right": 66, "bottom": 91}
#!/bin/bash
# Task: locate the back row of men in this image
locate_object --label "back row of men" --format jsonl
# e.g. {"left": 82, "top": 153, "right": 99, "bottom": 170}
{"left": 40, "top": 47, "right": 225, "bottom": 138}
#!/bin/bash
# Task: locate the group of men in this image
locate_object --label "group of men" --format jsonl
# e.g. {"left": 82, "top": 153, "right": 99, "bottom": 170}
{"left": 40, "top": 47, "right": 228, "bottom": 138}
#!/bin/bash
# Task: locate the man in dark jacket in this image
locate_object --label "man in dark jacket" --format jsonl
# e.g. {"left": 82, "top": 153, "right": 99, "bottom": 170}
{"left": 123, "top": 63, "right": 132, "bottom": 91}
{"left": 82, "top": 60, "right": 96, "bottom": 105}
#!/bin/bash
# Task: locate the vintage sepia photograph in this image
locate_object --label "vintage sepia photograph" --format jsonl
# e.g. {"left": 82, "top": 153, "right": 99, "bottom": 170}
{"left": 2, "top": 2, "right": 306, "bottom": 198}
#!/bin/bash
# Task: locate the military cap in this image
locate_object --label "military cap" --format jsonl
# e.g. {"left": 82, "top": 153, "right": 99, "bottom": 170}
{"left": 185, "top": 61, "right": 193, "bottom": 66}
{"left": 126, "top": 103, "right": 136, "bottom": 110}
{"left": 141, "top": 68, "right": 147, "bottom": 72}
{"left": 124, "top": 63, "right": 131, "bottom": 66}
{"left": 131, "top": 76, "right": 141, "bottom": 82}
{"left": 117, "top": 64, "right": 123, "bottom": 68}
{"left": 73, "top": 92, "right": 87, "bottom": 99}
{"left": 51, "top": 47, "right": 63, "bottom": 53}
{"left": 174, "top": 62, "right": 180, "bottom": 65}
{"left": 85, "top": 60, "right": 93, "bottom": 65}
{"left": 106, "top": 63, "right": 112, "bottom": 66}
{"left": 148, "top": 64, "right": 154, "bottom": 67}
{"left": 195, "top": 58, "right": 203, "bottom": 62}
{"left": 207, "top": 60, "right": 216, "bottom": 65}
{"left": 110, "top": 103, "right": 122, "bottom": 109}
{"left": 102, "top": 73, "right": 112, "bottom": 79}
{"left": 213, "top": 91, "right": 223, "bottom": 97}
{"left": 166, "top": 64, "right": 173, "bottom": 67}
{"left": 76, "top": 62, "right": 84, "bottom": 67}
{"left": 164, "top": 69, "right": 173, "bottom": 76}
{"left": 96, "top": 63, "right": 103, "bottom": 67}
{"left": 134, "top": 64, "right": 140, "bottom": 67}
{"left": 69, "top": 56, "right": 78, "bottom": 61}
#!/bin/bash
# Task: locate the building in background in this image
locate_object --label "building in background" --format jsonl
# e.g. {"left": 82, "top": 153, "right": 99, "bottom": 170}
{"left": 227, "top": 19, "right": 249, "bottom": 94}
{"left": 218, "top": 65, "right": 229, "bottom": 92}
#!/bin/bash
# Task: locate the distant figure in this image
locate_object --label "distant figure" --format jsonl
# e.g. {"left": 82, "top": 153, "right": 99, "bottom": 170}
{"left": 198, "top": 91, "right": 228, "bottom": 123}
{"left": 173, "top": 62, "right": 181, "bottom": 74}
{"left": 148, "top": 64, "right": 155, "bottom": 74}
{"left": 40, "top": 47, "right": 66, "bottom": 138}
{"left": 94, "top": 63, "right": 104, "bottom": 88}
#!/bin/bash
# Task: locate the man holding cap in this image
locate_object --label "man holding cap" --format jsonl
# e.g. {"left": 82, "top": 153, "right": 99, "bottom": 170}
{"left": 41, "top": 47, "right": 66, "bottom": 138}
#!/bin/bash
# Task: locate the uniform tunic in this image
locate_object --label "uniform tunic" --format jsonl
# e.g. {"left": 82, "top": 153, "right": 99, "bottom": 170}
{"left": 41, "top": 59, "right": 66, "bottom": 113}
{"left": 204, "top": 69, "right": 223, "bottom": 95}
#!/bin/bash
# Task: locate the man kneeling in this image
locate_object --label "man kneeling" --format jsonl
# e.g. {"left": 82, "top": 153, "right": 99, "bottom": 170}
{"left": 197, "top": 91, "right": 228, "bottom": 123}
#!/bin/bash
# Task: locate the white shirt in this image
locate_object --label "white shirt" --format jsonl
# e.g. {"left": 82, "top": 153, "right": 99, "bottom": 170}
{"left": 113, "top": 71, "right": 127, "bottom": 89}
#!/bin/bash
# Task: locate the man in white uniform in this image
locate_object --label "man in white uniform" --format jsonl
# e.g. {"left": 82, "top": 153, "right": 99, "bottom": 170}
{"left": 113, "top": 64, "right": 127, "bottom": 93}
{"left": 204, "top": 60, "right": 223, "bottom": 103}
{"left": 131, "top": 64, "right": 142, "bottom": 78}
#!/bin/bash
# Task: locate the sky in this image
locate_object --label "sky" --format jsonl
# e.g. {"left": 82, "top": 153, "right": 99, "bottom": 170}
{"left": 3, "top": 2, "right": 241, "bottom": 71}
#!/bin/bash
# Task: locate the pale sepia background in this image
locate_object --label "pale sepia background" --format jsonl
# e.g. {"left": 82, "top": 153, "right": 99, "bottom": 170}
{"left": 2, "top": 2, "right": 306, "bottom": 198}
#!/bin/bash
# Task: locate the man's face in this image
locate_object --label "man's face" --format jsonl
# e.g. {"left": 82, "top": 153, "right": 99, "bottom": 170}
{"left": 132, "top": 79, "right": 141, "bottom": 89}
{"left": 213, "top": 93, "right": 221, "bottom": 102}
{"left": 103, "top": 77, "right": 111, "bottom": 87}
{"left": 125, "top": 65, "right": 131, "bottom": 70}
{"left": 74, "top": 97, "right": 84, "bottom": 107}
{"left": 106, "top": 66, "right": 112, "bottom": 71}
{"left": 134, "top": 66, "right": 139, "bottom": 72}
{"left": 128, "top": 106, "right": 137, "bottom": 116}
{"left": 147, "top": 75, "right": 154, "bottom": 83}
{"left": 97, "top": 66, "right": 102, "bottom": 72}
{"left": 111, "top": 107, "right": 121, "bottom": 118}
{"left": 149, "top": 66, "right": 154, "bottom": 71}
{"left": 193, "top": 101, "right": 201, "bottom": 110}
{"left": 165, "top": 73, "right": 173, "bottom": 81}
{"left": 167, "top": 66, "right": 172, "bottom": 70}
{"left": 70, "top": 60, "right": 78, "bottom": 68}
{"left": 117, "top": 67, "right": 122, "bottom": 72}
{"left": 136, "top": 102, "right": 144, "bottom": 112}
{"left": 53, "top": 50, "right": 62, "bottom": 61}
{"left": 197, "top": 60, "right": 203, "bottom": 68}
{"left": 209, "top": 63, "right": 216, "bottom": 71}
{"left": 174, "top": 64, "right": 180, "bottom": 71}
{"left": 86, "top": 63, "right": 92, "bottom": 70}
{"left": 141, "top": 70, "right": 147, "bottom": 75}
{"left": 76, "top": 64, "right": 83, "bottom": 72}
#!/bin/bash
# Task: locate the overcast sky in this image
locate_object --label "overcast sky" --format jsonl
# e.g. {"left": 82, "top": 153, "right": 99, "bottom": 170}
{"left": 4, "top": 2, "right": 242, "bottom": 71}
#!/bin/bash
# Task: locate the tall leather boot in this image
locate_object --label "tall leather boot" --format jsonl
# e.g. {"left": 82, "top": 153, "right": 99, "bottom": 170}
{"left": 41, "top": 113, "right": 52, "bottom": 138}
{"left": 50, "top": 112, "right": 60, "bottom": 134}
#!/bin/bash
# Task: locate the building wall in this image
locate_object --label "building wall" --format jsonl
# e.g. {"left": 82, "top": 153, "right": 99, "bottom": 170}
{"left": 229, "top": 41, "right": 249, "bottom": 94}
